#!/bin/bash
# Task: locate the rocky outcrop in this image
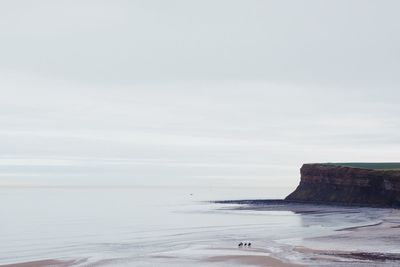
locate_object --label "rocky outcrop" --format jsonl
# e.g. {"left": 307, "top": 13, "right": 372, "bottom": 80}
{"left": 285, "top": 164, "right": 400, "bottom": 207}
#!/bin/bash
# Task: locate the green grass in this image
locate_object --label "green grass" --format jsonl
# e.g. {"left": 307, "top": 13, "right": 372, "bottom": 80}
{"left": 324, "top": 162, "right": 400, "bottom": 170}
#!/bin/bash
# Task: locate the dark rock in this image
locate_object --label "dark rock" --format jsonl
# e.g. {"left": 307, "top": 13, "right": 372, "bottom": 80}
{"left": 285, "top": 163, "right": 400, "bottom": 207}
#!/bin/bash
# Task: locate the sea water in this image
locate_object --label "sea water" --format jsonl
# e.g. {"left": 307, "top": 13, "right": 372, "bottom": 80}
{"left": 0, "top": 186, "right": 392, "bottom": 266}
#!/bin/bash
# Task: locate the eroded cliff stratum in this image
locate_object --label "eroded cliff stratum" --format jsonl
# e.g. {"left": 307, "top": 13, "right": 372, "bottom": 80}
{"left": 285, "top": 163, "right": 400, "bottom": 207}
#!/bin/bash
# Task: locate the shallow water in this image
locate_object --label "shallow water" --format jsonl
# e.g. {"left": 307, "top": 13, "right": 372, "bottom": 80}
{"left": 0, "top": 187, "right": 395, "bottom": 266}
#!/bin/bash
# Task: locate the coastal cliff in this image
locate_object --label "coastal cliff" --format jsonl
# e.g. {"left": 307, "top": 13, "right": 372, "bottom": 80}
{"left": 285, "top": 163, "right": 400, "bottom": 207}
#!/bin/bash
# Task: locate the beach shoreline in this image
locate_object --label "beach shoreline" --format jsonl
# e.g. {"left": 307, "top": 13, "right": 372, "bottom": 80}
{"left": 0, "top": 259, "right": 80, "bottom": 267}
{"left": 2, "top": 189, "right": 400, "bottom": 267}
{"left": 206, "top": 255, "right": 304, "bottom": 267}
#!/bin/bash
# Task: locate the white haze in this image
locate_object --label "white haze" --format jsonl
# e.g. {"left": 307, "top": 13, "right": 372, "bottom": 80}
{"left": 1, "top": 0, "right": 400, "bottom": 187}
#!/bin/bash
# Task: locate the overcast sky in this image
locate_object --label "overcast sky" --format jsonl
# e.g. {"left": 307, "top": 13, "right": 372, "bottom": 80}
{"left": 1, "top": 0, "right": 400, "bottom": 188}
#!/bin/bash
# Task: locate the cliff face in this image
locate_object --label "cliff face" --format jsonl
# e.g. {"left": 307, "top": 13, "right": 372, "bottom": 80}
{"left": 285, "top": 164, "right": 400, "bottom": 207}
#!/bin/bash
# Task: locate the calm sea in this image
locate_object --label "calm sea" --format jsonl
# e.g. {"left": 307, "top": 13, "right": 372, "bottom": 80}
{"left": 0, "top": 186, "right": 391, "bottom": 266}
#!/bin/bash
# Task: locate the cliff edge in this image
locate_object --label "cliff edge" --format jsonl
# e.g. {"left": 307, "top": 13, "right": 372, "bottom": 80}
{"left": 285, "top": 163, "right": 400, "bottom": 207}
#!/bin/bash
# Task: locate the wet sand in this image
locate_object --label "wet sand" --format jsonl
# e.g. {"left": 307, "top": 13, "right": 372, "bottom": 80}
{"left": 207, "top": 255, "right": 304, "bottom": 267}
{"left": 215, "top": 201, "right": 400, "bottom": 266}
{"left": 295, "top": 246, "right": 400, "bottom": 266}
{"left": 0, "top": 260, "right": 75, "bottom": 267}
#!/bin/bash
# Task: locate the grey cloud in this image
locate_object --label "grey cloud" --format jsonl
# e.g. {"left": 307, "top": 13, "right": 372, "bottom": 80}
{"left": 1, "top": 0, "right": 400, "bottom": 87}
{"left": 1, "top": 1, "right": 400, "bottom": 187}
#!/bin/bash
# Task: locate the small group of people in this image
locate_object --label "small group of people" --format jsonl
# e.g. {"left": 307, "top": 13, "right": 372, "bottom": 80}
{"left": 238, "top": 242, "right": 251, "bottom": 248}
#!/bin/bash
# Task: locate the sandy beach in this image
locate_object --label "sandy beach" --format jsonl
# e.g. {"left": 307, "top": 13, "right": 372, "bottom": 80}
{"left": 0, "top": 260, "right": 77, "bottom": 267}
{"left": 207, "top": 255, "right": 304, "bottom": 267}
{"left": 0, "top": 256, "right": 303, "bottom": 267}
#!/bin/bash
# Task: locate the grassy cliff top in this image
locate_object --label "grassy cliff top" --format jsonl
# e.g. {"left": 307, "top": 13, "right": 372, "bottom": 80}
{"left": 323, "top": 162, "right": 400, "bottom": 170}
